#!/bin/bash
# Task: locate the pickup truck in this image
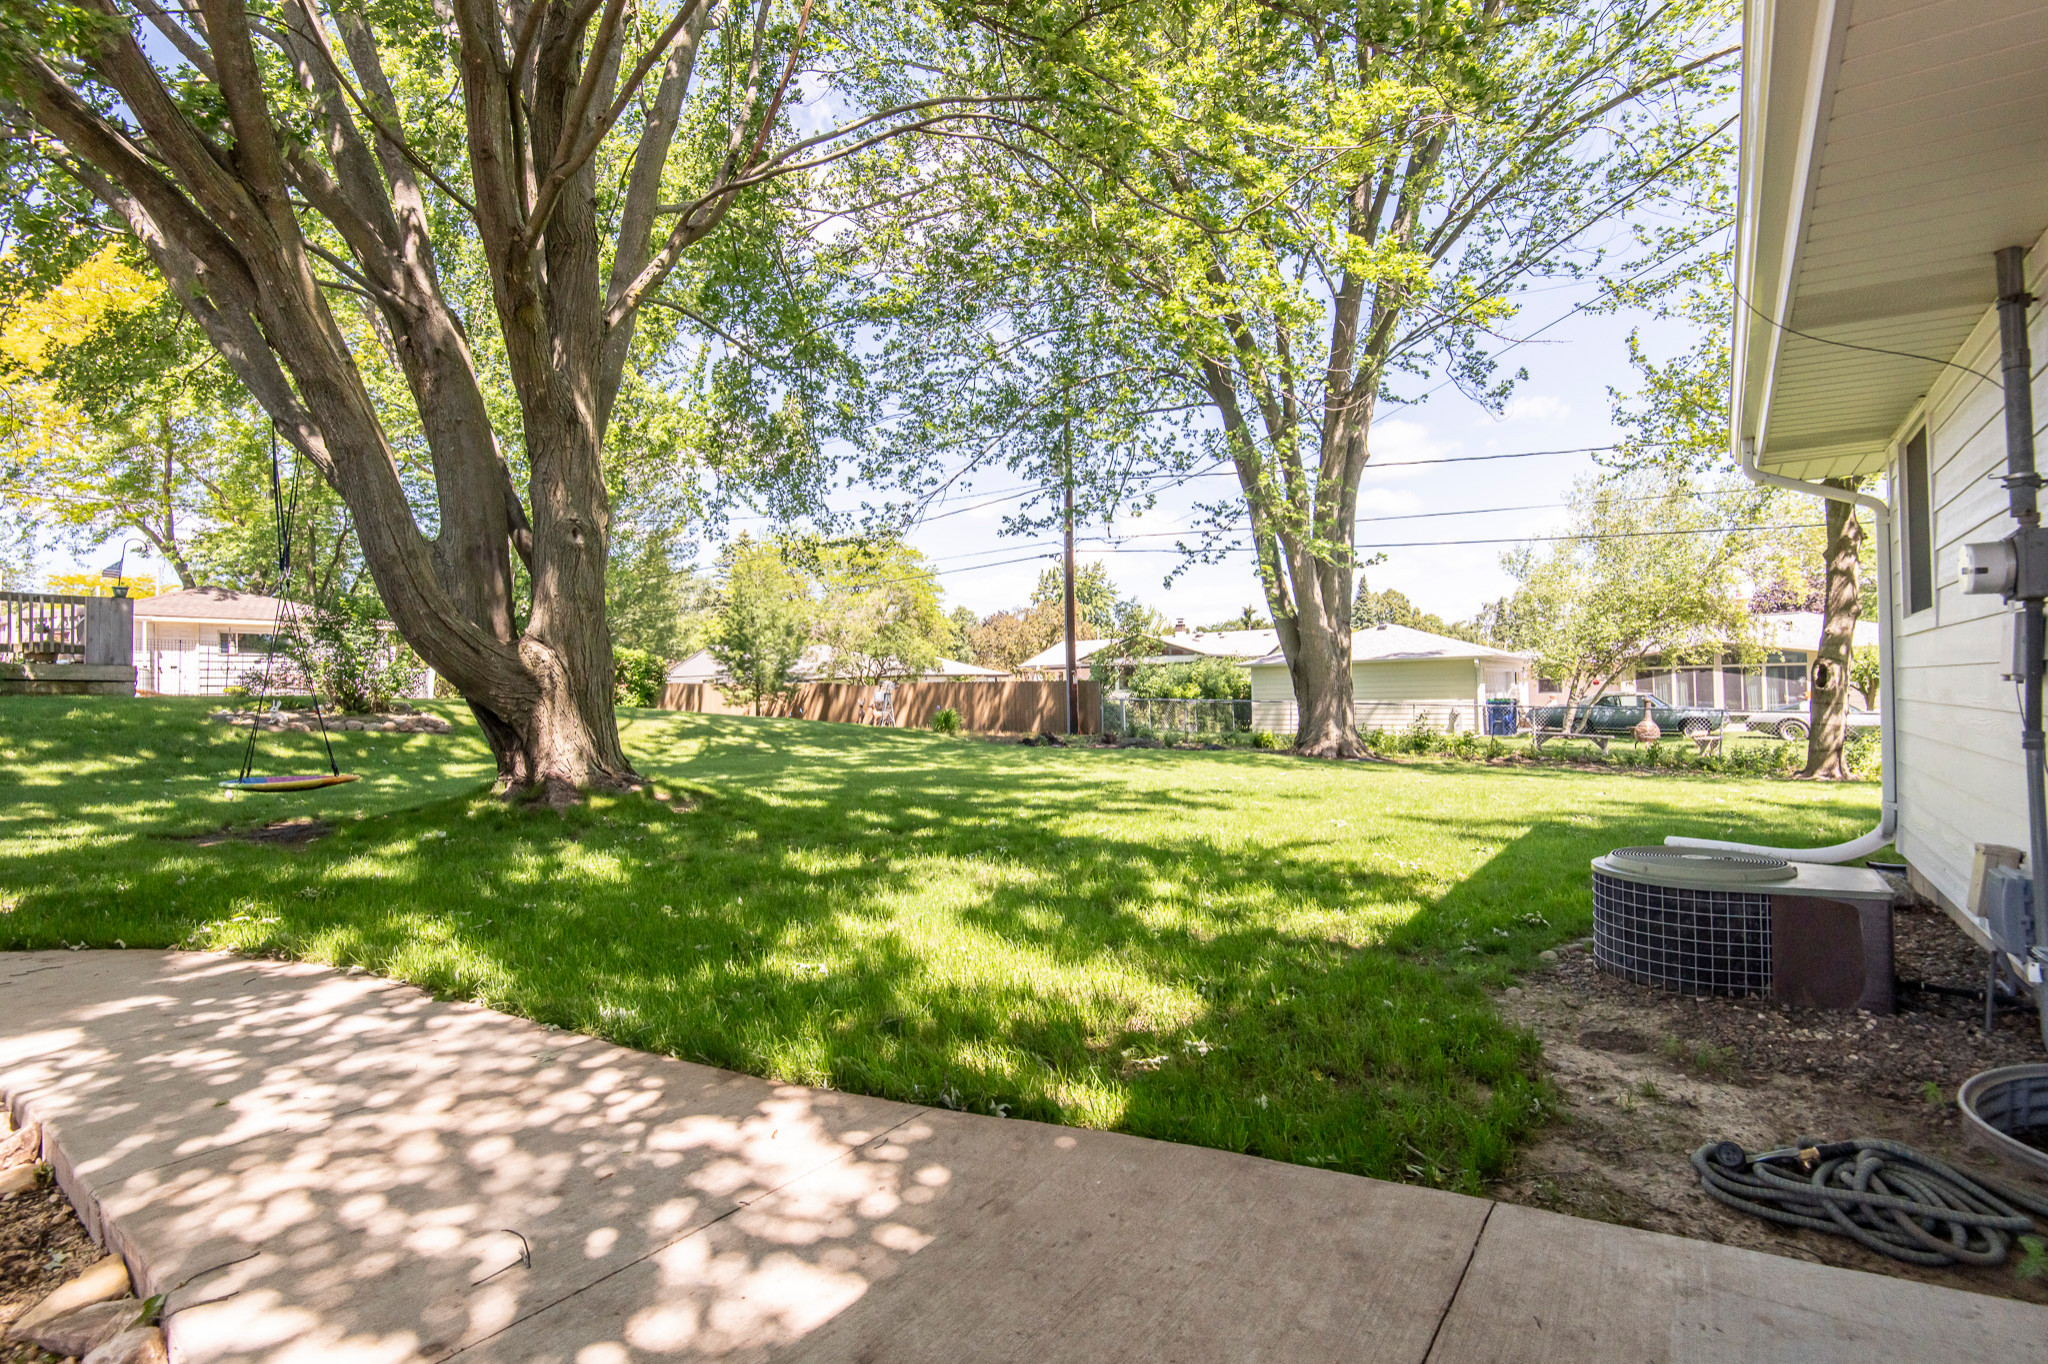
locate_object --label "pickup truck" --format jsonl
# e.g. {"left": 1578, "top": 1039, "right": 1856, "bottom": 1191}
{"left": 1524, "top": 693, "right": 1727, "bottom": 737}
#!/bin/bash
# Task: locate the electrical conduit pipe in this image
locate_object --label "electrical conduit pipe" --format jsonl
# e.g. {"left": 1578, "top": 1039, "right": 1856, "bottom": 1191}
{"left": 1663, "top": 436, "right": 1898, "bottom": 863}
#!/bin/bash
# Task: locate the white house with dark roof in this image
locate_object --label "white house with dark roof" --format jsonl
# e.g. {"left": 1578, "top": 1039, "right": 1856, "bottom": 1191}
{"left": 131, "top": 588, "right": 294, "bottom": 696}
{"left": 1017, "top": 627, "right": 1282, "bottom": 680}
{"left": 1246, "top": 622, "right": 1533, "bottom": 735}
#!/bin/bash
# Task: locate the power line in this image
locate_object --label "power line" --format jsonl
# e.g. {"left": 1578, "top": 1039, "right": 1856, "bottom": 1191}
{"left": 1081, "top": 522, "right": 1825, "bottom": 554}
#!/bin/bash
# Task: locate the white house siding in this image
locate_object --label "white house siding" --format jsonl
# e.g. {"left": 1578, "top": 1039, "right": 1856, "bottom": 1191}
{"left": 1250, "top": 658, "right": 1484, "bottom": 733}
{"left": 1882, "top": 244, "right": 2044, "bottom": 915}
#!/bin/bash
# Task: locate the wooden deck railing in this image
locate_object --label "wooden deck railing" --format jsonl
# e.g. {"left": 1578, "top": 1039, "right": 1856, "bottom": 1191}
{"left": 0, "top": 591, "right": 134, "bottom": 667}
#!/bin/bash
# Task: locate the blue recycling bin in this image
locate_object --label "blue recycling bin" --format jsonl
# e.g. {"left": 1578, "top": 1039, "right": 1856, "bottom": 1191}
{"left": 1485, "top": 699, "right": 1519, "bottom": 736}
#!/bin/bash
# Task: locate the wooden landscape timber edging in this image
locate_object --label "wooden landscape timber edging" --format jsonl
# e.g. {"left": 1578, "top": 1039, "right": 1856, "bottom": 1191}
{"left": 659, "top": 679, "right": 1101, "bottom": 734}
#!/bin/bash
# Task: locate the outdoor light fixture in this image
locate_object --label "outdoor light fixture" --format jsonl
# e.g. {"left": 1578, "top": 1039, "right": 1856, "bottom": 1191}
{"left": 98, "top": 539, "right": 148, "bottom": 597}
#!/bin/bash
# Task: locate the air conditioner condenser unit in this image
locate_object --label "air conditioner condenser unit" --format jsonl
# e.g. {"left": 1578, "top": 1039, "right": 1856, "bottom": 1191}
{"left": 1591, "top": 848, "right": 1896, "bottom": 1012}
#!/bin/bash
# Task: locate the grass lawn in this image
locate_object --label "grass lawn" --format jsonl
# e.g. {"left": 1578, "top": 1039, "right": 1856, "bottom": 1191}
{"left": 0, "top": 697, "right": 1882, "bottom": 1192}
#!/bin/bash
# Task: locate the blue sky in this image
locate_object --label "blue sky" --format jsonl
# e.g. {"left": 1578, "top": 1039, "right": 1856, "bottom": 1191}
{"left": 880, "top": 298, "right": 1682, "bottom": 629}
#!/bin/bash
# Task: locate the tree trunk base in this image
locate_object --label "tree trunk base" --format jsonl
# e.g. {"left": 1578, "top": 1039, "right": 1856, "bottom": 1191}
{"left": 467, "top": 641, "right": 638, "bottom": 804}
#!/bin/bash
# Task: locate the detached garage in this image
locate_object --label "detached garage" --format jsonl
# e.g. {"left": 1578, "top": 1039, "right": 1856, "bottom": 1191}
{"left": 1248, "top": 623, "right": 1532, "bottom": 734}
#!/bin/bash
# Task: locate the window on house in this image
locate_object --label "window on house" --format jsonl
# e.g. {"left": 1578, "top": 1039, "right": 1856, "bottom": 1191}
{"left": 1722, "top": 667, "right": 1761, "bottom": 711}
{"left": 1638, "top": 669, "right": 1674, "bottom": 704}
{"left": 1904, "top": 428, "right": 1934, "bottom": 615}
{"left": 1764, "top": 661, "right": 1808, "bottom": 709}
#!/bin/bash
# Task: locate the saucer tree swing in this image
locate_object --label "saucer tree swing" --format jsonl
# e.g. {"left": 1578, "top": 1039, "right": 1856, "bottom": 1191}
{"left": 220, "top": 427, "right": 359, "bottom": 795}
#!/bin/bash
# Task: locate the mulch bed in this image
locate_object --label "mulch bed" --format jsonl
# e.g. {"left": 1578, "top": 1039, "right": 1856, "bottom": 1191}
{"left": 1, "top": 1148, "right": 104, "bottom": 1361}
{"left": 1498, "top": 899, "right": 2048, "bottom": 1302}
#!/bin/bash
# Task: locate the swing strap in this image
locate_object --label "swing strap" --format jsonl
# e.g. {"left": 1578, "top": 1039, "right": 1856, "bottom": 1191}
{"left": 237, "top": 424, "right": 341, "bottom": 782}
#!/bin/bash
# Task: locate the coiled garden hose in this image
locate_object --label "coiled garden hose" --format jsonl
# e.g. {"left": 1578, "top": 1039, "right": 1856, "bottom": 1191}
{"left": 1693, "top": 1137, "right": 2048, "bottom": 1267}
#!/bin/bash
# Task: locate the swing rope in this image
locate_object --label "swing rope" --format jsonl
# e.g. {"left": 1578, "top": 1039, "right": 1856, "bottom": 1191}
{"left": 234, "top": 423, "right": 342, "bottom": 784}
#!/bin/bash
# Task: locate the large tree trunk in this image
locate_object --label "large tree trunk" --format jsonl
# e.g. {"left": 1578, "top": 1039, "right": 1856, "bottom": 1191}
{"left": 1801, "top": 481, "right": 1862, "bottom": 779}
{"left": 1284, "top": 608, "right": 1360, "bottom": 756}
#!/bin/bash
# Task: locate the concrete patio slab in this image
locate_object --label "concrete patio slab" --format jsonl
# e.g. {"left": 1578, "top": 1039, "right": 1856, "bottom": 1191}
{"left": 1425, "top": 1201, "right": 2048, "bottom": 1362}
{"left": 469, "top": 1109, "right": 1491, "bottom": 1363}
{"left": 6, "top": 950, "right": 2046, "bottom": 1364}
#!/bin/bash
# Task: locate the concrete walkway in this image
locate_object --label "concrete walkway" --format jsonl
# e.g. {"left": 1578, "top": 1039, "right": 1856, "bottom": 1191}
{"left": 3, "top": 952, "right": 2043, "bottom": 1363}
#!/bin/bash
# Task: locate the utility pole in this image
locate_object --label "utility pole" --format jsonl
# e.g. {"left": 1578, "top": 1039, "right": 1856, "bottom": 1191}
{"left": 1063, "top": 406, "right": 1078, "bottom": 735}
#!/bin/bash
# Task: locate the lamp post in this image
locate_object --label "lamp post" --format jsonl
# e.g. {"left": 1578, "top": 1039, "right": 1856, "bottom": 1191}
{"left": 98, "top": 539, "right": 149, "bottom": 597}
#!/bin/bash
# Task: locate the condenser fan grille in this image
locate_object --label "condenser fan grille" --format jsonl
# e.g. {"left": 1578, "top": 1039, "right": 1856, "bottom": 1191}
{"left": 1604, "top": 846, "right": 1795, "bottom": 884}
{"left": 1592, "top": 872, "right": 1772, "bottom": 997}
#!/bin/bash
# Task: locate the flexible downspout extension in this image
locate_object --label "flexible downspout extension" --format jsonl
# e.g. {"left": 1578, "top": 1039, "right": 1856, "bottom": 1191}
{"left": 1665, "top": 442, "right": 1898, "bottom": 863}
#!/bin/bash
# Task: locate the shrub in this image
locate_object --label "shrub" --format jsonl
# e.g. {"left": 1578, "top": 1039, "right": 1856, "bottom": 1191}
{"left": 1449, "top": 731, "right": 1480, "bottom": 759}
{"left": 1363, "top": 727, "right": 1392, "bottom": 754}
{"left": 282, "top": 600, "right": 424, "bottom": 714}
{"left": 613, "top": 646, "right": 666, "bottom": 707}
{"left": 1250, "top": 729, "right": 1282, "bottom": 750}
{"left": 1845, "top": 729, "right": 1882, "bottom": 779}
{"left": 1402, "top": 712, "right": 1441, "bottom": 754}
{"left": 1484, "top": 736, "right": 1507, "bottom": 760}
{"left": 930, "top": 706, "right": 963, "bottom": 735}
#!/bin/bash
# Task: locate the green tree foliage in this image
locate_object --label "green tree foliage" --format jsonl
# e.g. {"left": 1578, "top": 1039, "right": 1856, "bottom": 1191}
{"left": 1851, "top": 644, "right": 1880, "bottom": 710}
{"left": 945, "top": 605, "right": 978, "bottom": 662}
{"left": 1127, "top": 658, "right": 1249, "bottom": 700}
{"left": 1350, "top": 582, "right": 1476, "bottom": 641}
{"left": 707, "top": 539, "right": 813, "bottom": 716}
{"left": 613, "top": 647, "right": 669, "bottom": 708}
{"left": 885, "top": 0, "right": 1738, "bottom": 756}
{"left": 1032, "top": 561, "right": 1123, "bottom": 634}
{"left": 1204, "top": 607, "right": 1267, "bottom": 631}
{"left": 605, "top": 539, "right": 716, "bottom": 663}
{"left": 1492, "top": 475, "right": 1770, "bottom": 732}
{"left": 0, "top": 0, "right": 1048, "bottom": 791}
{"left": 809, "top": 541, "right": 951, "bottom": 682}
{"left": 962, "top": 602, "right": 1070, "bottom": 673}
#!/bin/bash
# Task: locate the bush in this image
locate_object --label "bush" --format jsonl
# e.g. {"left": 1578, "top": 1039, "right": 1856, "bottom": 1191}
{"left": 1449, "top": 731, "right": 1480, "bottom": 759}
{"left": 930, "top": 706, "right": 963, "bottom": 735}
{"left": 1250, "top": 729, "right": 1282, "bottom": 750}
{"left": 1402, "top": 712, "right": 1441, "bottom": 754}
{"left": 613, "top": 646, "right": 666, "bottom": 708}
{"left": 1484, "top": 736, "right": 1507, "bottom": 760}
{"left": 1845, "top": 729, "right": 1882, "bottom": 779}
{"left": 283, "top": 600, "right": 424, "bottom": 714}
{"left": 1363, "top": 727, "right": 1392, "bottom": 754}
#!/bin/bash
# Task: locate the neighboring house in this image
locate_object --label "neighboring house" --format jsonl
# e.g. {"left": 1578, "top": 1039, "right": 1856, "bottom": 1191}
{"left": 1631, "top": 612, "right": 1881, "bottom": 713}
{"left": 1247, "top": 623, "right": 1533, "bottom": 734}
{"left": 1729, "top": 0, "right": 2048, "bottom": 925}
{"left": 133, "top": 588, "right": 291, "bottom": 696}
{"left": 664, "top": 645, "right": 1003, "bottom": 687}
{"left": 1018, "top": 627, "right": 1282, "bottom": 680}
{"left": 133, "top": 586, "right": 434, "bottom": 698}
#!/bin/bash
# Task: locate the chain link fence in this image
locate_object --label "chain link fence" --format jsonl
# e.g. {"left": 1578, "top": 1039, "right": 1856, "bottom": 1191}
{"left": 1100, "top": 693, "right": 1259, "bottom": 741}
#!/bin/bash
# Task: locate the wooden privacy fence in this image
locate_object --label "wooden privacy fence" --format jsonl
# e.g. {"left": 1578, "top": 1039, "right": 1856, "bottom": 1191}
{"left": 660, "top": 679, "right": 1101, "bottom": 734}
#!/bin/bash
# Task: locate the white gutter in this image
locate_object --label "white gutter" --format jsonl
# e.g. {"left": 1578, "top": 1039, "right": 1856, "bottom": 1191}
{"left": 1666, "top": 437, "right": 1897, "bottom": 863}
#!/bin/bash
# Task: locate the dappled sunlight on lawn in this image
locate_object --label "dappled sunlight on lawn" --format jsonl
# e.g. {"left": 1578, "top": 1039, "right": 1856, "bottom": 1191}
{"left": 0, "top": 699, "right": 1882, "bottom": 1189}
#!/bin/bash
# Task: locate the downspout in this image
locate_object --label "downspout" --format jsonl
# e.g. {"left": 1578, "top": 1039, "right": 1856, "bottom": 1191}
{"left": 1666, "top": 438, "right": 1897, "bottom": 862}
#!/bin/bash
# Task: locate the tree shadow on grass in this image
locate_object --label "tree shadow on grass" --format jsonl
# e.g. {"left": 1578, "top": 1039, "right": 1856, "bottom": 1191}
{"left": 0, "top": 709, "right": 1880, "bottom": 1191}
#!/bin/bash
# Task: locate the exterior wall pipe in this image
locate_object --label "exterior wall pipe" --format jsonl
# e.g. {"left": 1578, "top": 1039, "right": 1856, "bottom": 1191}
{"left": 1990, "top": 246, "right": 2048, "bottom": 1048}
{"left": 1665, "top": 437, "right": 1897, "bottom": 863}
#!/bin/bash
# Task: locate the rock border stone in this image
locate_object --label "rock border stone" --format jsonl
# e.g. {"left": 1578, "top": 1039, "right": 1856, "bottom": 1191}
{"left": 209, "top": 707, "right": 450, "bottom": 735}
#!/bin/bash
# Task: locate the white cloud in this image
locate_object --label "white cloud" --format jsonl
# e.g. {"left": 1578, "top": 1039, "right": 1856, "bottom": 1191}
{"left": 1356, "top": 487, "right": 1424, "bottom": 517}
{"left": 1363, "top": 418, "right": 1459, "bottom": 478}
{"left": 1502, "top": 393, "right": 1570, "bottom": 423}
